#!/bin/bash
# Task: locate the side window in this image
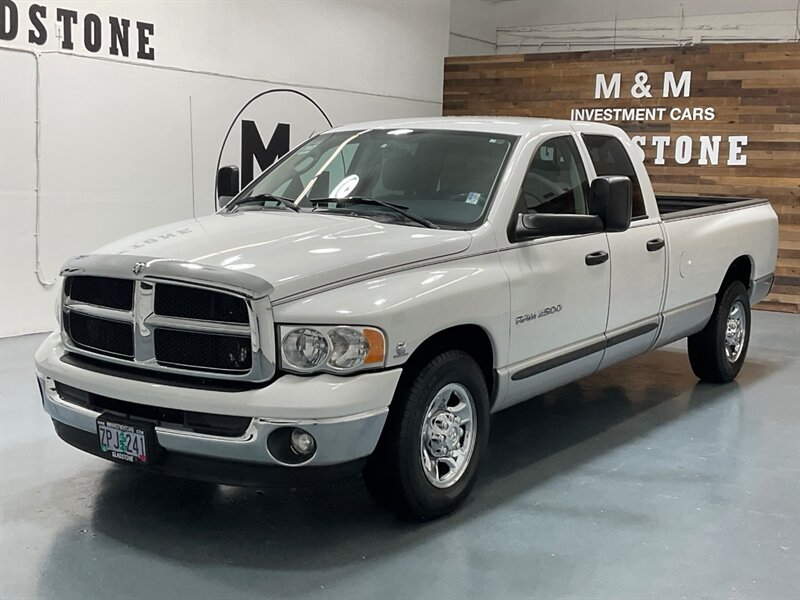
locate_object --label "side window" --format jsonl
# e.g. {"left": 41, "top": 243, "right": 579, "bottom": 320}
{"left": 582, "top": 134, "right": 647, "bottom": 218}
{"left": 520, "top": 136, "right": 589, "bottom": 215}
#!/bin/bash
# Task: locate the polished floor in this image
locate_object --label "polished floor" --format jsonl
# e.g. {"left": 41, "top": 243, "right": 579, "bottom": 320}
{"left": 1, "top": 312, "right": 798, "bottom": 600}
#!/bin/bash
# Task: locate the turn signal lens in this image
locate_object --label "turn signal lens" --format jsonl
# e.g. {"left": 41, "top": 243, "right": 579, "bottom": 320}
{"left": 363, "top": 328, "right": 385, "bottom": 364}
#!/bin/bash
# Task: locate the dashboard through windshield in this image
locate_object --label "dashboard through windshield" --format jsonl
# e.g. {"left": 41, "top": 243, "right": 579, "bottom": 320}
{"left": 229, "top": 128, "right": 517, "bottom": 229}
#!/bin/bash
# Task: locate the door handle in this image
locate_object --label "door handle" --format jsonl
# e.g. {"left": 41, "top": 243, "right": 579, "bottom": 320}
{"left": 647, "top": 238, "right": 665, "bottom": 252}
{"left": 585, "top": 250, "right": 609, "bottom": 266}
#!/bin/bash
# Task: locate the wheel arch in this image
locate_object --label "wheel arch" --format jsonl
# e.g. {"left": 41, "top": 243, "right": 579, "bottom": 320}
{"left": 719, "top": 255, "right": 754, "bottom": 296}
{"left": 399, "top": 324, "right": 497, "bottom": 407}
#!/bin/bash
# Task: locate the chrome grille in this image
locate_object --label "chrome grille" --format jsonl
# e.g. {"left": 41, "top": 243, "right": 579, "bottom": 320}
{"left": 64, "top": 310, "right": 134, "bottom": 358}
{"left": 154, "top": 283, "right": 249, "bottom": 324}
{"left": 60, "top": 256, "right": 275, "bottom": 383}
{"left": 153, "top": 328, "right": 252, "bottom": 372}
{"left": 67, "top": 276, "right": 134, "bottom": 311}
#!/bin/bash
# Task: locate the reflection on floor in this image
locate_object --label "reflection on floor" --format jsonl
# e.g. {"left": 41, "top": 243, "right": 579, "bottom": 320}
{"left": 1, "top": 311, "right": 798, "bottom": 599}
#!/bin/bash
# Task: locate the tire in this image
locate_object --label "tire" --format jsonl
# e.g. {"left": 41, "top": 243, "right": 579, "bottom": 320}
{"left": 363, "top": 350, "right": 490, "bottom": 520}
{"left": 687, "top": 280, "right": 751, "bottom": 383}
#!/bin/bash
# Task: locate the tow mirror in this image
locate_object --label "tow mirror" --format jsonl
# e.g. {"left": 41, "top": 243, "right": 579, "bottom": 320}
{"left": 217, "top": 165, "right": 240, "bottom": 209}
{"left": 514, "top": 213, "right": 605, "bottom": 241}
{"left": 590, "top": 176, "right": 632, "bottom": 232}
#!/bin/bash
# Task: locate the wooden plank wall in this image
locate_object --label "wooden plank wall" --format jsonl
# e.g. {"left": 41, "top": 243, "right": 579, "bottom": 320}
{"left": 443, "top": 42, "right": 800, "bottom": 313}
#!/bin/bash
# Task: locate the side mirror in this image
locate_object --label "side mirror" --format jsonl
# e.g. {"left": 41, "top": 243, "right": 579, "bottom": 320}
{"left": 589, "top": 176, "right": 632, "bottom": 232}
{"left": 514, "top": 213, "right": 605, "bottom": 242}
{"left": 217, "top": 165, "right": 240, "bottom": 209}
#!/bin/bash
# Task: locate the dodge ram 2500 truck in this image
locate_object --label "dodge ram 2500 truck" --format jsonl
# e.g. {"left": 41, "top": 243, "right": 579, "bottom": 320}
{"left": 35, "top": 117, "right": 778, "bottom": 519}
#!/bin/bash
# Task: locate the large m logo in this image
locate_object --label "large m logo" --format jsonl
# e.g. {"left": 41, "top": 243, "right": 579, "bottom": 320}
{"left": 240, "top": 120, "right": 290, "bottom": 186}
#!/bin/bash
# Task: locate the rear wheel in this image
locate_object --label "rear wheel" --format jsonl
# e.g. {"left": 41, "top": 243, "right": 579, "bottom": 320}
{"left": 688, "top": 280, "right": 751, "bottom": 383}
{"left": 364, "top": 350, "right": 490, "bottom": 520}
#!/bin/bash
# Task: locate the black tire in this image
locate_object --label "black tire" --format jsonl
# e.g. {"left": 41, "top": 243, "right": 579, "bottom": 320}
{"left": 363, "top": 350, "right": 490, "bottom": 520}
{"left": 687, "top": 280, "right": 751, "bottom": 383}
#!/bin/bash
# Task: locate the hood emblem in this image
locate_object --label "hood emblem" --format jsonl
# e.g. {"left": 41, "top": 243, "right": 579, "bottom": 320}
{"left": 132, "top": 262, "right": 146, "bottom": 275}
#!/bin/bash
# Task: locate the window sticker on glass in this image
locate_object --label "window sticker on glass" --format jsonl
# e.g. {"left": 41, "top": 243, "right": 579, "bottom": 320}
{"left": 466, "top": 192, "right": 481, "bottom": 205}
{"left": 540, "top": 146, "right": 555, "bottom": 161}
{"left": 331, "top": 174, "right": 360, "bottom": 199}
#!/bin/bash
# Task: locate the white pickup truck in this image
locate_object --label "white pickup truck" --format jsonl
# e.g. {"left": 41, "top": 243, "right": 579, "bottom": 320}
{"left": 35, "top": 117, "right": 778, "bottom": 519}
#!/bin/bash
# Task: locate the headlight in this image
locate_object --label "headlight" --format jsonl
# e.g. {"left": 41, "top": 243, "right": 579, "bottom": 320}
{"left": 279, "top": 325, "right": 386, "bottom": 374}
{"left": 282, "top": 328, "right": 329, "bottom": 371}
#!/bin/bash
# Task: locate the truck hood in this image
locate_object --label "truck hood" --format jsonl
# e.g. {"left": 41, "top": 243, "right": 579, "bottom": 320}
{"left": 95, "top": 211, "right": 473, "bottom": 300}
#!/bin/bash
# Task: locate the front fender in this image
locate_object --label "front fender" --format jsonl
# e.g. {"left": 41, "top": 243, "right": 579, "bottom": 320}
{"left": 272, "top": 253, "right": 511, "bottom": 369}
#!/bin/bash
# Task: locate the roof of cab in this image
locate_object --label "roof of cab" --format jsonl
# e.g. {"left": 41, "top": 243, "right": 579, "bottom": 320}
{"left": 326, "top": 116, "right": 622, "bottom": 137}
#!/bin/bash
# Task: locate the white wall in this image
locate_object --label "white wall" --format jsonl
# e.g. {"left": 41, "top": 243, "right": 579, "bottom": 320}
{"left": 449, "top": 0, "right": 800, "bottom": 55}
{"left": 449, "top": 0, "right": 496, "bottom": 55}
{"left": 0, "top": 0, "right": 451, "bottom": 337}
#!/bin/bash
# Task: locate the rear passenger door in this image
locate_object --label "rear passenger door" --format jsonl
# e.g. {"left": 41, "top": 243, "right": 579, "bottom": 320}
{"left": 578, "top": 131, "right": 667, "bottom": 367}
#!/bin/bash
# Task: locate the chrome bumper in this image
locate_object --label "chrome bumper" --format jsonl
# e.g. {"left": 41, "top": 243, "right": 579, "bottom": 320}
{"left": 38, "top": 376, "right": 388, "bottom": 467}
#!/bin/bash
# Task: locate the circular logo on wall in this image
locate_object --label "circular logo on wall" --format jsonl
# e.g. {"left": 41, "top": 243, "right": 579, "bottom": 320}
{"left": 215, "top": 88, "right": 332, "bottom": 200}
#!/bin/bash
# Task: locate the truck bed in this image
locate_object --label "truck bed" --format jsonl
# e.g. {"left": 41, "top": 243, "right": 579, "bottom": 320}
{"left": 656, "top": 195, "right": 769, "bottom": 220}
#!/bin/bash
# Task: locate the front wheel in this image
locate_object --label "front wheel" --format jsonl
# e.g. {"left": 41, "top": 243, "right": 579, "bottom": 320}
{"left": 688, "top": 280, "right": 751, "bottom": 383}
{"left": 364, "top": 350, "right": 490, "bottom": 520}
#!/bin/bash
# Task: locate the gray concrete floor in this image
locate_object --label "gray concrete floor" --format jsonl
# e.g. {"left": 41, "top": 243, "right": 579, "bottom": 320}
{"left": 1, "top": 312, "right": 798, "bottom": 600}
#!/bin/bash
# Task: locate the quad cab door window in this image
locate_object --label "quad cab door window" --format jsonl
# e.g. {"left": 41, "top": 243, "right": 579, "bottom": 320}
{"left": 519, "top": 136, "right": 590, "bottom": 215}
{"left": 582, "top": 134, "right": 647, "bottom": 218}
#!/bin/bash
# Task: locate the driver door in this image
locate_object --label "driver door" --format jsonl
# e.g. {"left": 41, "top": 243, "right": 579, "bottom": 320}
{"left": 497, "top": 134, "right": 611, "bottom": 411}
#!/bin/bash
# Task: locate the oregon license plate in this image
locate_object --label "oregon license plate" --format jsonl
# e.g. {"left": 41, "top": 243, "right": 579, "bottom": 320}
{"left": 97, "top": 417, "right": 151, "bottom": 464}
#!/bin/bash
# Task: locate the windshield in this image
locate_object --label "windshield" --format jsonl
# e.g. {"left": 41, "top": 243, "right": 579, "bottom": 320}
{"left": 230, "top": 128, "right": 517, "bottom": 228}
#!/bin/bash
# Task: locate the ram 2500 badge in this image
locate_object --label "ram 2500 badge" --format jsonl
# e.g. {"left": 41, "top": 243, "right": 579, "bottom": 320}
{"left": 35, "top": 117, "right": 778, "bottom": 519}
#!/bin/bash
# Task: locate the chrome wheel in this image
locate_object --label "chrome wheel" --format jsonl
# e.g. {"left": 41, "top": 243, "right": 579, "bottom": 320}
{"left": 725, "top": 300, "right": 747, "bottom": 363}
{"left": 420, "top": 383, "right": 476, "bottom": 489}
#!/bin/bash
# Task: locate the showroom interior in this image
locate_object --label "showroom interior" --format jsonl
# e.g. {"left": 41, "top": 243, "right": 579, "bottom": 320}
{"left": 0, "top": 0, "right": 798, "bottom": 598}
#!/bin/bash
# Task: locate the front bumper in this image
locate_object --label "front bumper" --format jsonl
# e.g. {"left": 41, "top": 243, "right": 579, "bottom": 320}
{"left": 51, "top": 419, "right": 367, "bottom": 487}
{"left": 35, "top": 332, "right": 400, "bottom": 476}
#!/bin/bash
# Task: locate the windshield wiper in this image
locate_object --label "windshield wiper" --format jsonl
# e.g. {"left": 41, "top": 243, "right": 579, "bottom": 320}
{"left": 230, "top": 193, "right": 300, "bottom": 212}
{"left": 309, "top": 197, "right": 439, "bottom": 229}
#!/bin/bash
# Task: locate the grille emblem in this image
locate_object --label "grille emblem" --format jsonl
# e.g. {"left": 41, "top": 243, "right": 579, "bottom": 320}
{"left": 132, "top": 262, "right": 145, "bottom": 275}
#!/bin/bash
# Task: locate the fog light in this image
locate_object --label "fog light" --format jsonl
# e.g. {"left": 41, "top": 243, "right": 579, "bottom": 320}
{"left": 267, "top": 426, "right": 317, "bottom": 464}
{"left": 290, "top": 428, "right": 316, "bottom": 456}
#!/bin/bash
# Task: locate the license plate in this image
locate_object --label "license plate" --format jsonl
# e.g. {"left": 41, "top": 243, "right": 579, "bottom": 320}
{"left": 97, "top": 416, "right": 152, "bottom": 464}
